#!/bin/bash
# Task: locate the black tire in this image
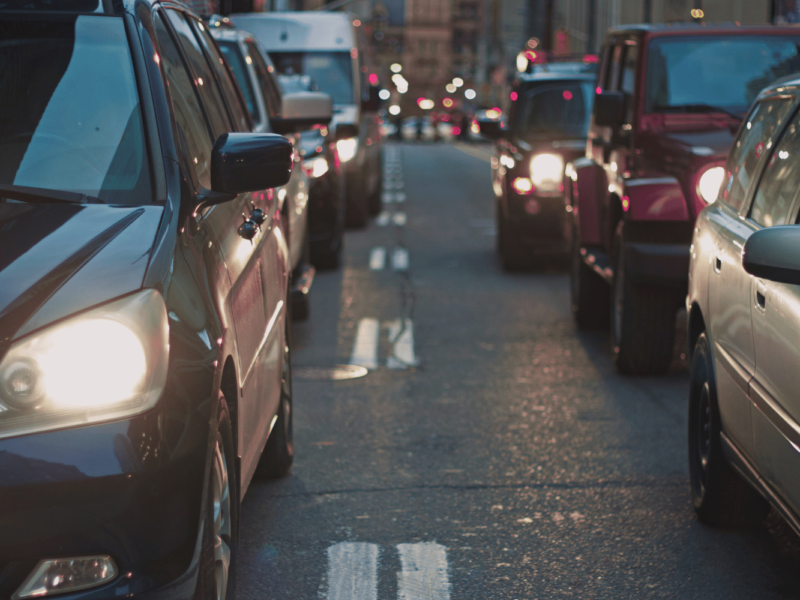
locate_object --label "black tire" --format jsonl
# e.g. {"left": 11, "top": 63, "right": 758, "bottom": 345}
{"left": 311, "top": 236, "right": 342, "bottom": 271}
{"left": 345, "top": 177, "right": 369, "bottom": 229}
{"left": 255, "top": 310, "right": 294, "bottom": 479}
{"left": 571, "top": 230, "right": 610, "bottom": 330}
{"left": 292, "top": 236, "right": 311, "bottom": 322}
{"left": 610, "top": 223, "right": 679, "bottom": 375}
{"left": 195, "top": 397, "right": 239, "bottom": 600}
{"left": 368, "top": 162, "right": 383, "bottom": 216}
{"left": 688, "top": 332, "right": 769, "bottom": 527}
{"left": 497, "top": 200, "right": 529, "bottom": 271}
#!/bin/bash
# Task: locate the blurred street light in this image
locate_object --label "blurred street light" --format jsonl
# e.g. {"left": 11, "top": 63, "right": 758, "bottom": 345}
{"left": 389, "top": 105, "right": 401, "bottom": 115}
{"left": 445, "top": 83, "right": 457, "bottom": 93}
{"left": 464, "top": 88, "right": 476, "bottom": 100}
{"left": 453, "top": 77, "right": 464, "bottom": 87}
{"left": 390, "top": 63, "right": 403, "bottom": 73}
{"left": 379, "top": 89, "right": 391, "bottom": 100}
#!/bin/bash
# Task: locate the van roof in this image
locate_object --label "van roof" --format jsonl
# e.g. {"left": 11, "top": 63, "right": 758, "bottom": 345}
{"left": 231, "top": 12, "right": 355, "bottom": 52}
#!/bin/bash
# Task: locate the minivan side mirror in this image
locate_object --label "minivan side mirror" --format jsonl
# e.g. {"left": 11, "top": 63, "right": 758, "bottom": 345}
{"left": 211, "top": 133, "right": 293, "bottom": 196}
{"left": 362, "top": 85, "right": 380, "bottom": 112}
{"left": 594, "top": 91, "right": 625, "bottom": 128}
{"left": 271, "top": 92, "right": 333, "bottom": 135}
{"left": 335, "top": 123, "right": 359, "bottom": 141}
{"left": 742, "top": 226, "right": 800, "bottom": 285}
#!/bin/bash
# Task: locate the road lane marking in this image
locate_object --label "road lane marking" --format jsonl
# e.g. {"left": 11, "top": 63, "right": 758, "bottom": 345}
{"left": 369, "top": 247, "right": 386, "bottom": 270}
{"left": 452, "top": 142, "right": 492, "bottom": 163}
{"left": 350, "top": 318, "right": 379, "bottom": 370}
{"left": 376, "top": 211, "right": 391, "bottom": 226}
{"left": 387, "top": 319, "right": 417, "bottom": 369}
{"left": 392, "top": 212, "right": 407, "bottom": 226}
{"left": 395, "top": 192, "right": 406, "bottom": 203}
{"left": 397, "top": 542, "right": 450, "bottom": 600}
{"left": 327, "top": 542, "right": 378, "bottom": 600}
{"left": 391, "top": 247, "right": 409, "bottom": 271}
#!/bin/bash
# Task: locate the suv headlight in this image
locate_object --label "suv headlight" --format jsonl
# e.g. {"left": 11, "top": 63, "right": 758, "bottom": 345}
{"left": 336, "top": 138, "right": 358, "bottom": 163}
{"left": 530, "top": 153, "right": 564, "bottom": 192}
{"left": 697, "top": 165, "right": 725, "bottom": 204}
{"left": 0, "top": 290, "right": 169, "bottom": 440}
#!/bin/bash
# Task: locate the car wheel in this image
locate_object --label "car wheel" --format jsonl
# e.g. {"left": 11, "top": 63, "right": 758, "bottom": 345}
{"left": 688, "top": 332, "right": 769, "bottom": 527}
{"left": 570, "top": 229, "right": 609, "bottom": 330}
{"left": 345, "top": 178, "right": 369, "bottom": 229}
{"left": 292, "top": 235, "right": 311, "bottom": 322}
{"left": 610, "top": 223, "right": 678, "bottom": 375}
{"left": 498, "top": 201, "right": 529, "bottom": 271}
{"left": 368, "top": 161, "right": 383, "bottom": 216}
{"left": 311, "top": 236, "right": 342, "bottom": 271}
{"left": 255, "top": 312, "right": 294, "bottom": 479}
{"left": 195, "top": 397, "right": 238, "bottom": 600}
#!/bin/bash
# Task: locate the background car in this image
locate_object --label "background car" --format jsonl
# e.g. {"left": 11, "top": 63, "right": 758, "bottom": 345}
{"left": 687, "top": 74, "right": 800, "bottom": 540}
{"left": 0, "top": 3, "right": 329, "bottom": 599}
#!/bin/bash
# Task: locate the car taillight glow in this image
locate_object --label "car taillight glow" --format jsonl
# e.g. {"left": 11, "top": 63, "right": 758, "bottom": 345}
{"left": 512, "top": 177, "right": 534, "bottom": 195}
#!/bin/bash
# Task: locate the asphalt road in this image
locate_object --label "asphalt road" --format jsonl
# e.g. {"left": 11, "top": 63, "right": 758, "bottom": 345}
{"left": 237, "top": 142, "right": 800, "bottom": 600}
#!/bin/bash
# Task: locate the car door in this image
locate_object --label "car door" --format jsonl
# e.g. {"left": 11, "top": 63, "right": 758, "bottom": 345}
{"left": 744, "top": 104, "right": 800, "bottom": 511}
{"left": 155, "top": 9, "right": 283, "bottom": 491}
{"left": 708, "top": 97, "right": 795, "bottom": 459}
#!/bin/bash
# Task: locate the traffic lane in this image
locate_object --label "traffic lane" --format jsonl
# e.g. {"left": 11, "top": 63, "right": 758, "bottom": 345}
{"left": 236, "top": 142, "right": 800, "bottom": 599}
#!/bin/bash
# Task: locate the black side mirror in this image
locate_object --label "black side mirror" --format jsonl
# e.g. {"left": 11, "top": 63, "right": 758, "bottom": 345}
{"left": 211, "top": 133, "right": 293, "bottom": 196}
{"left": 362, "top": 85, "right": 380, "bottom": 112}
{"left": 475, "top": 118, "right": 504, "bottom": 140}
{"left": 335, "top": 123, "right": 359, "bottom": 141}
{"left": 742, "top": 226, "right": 800, "bottom": 285}
{"left": 594, "top": 91, "right": 625, "bottom": 127}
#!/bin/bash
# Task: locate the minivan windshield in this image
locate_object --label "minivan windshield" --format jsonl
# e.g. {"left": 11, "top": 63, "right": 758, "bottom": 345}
{"left": 269, "top": 52, "right": 353, "bottom": 105}
{"left": 646, "top": 35, "right": 800, "bottom": 115}
{"left": 0, "top": 16, "right": 151, "bottom": 205}
{"left": 514, "top": 80, "right": 595, "bottom": 139}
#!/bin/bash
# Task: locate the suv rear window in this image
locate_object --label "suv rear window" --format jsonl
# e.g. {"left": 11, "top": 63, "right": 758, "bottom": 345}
{"left": 513, "top": 80, "right": 595, "bottom": 139}
{"left": 0, "top": 16, "right": 152, "bottom": 205}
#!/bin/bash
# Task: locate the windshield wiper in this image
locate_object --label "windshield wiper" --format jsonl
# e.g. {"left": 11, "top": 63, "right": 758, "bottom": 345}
{"left": 655, "top": 104, "right": 744, "bottom": 121}
{"left": 0, "top": 184, "right": 104, "bottom": 205}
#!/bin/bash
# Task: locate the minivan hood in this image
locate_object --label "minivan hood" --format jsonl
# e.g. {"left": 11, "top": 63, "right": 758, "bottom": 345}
{"left": 0, "top": 203, "right": 164, "bottom": 345}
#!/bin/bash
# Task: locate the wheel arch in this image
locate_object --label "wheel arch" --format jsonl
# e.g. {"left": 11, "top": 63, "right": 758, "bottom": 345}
{"left": 688, "top": 302, "right": 706, "bottom": 362}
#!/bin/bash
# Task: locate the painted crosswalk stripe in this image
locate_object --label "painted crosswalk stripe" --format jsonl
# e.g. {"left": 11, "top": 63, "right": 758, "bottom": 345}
{"left": 391, "top": 247, "right": 409, "bottom": 271}
{"left": 392, "top": 212, "right": 407, "bottom": 226}
{"left": 382, "top": 192, "right": 395, "bottom": 203}
{"left": 327, "top": 542, "right": 378, "bottom": 600}
{"left": 369, "top": 247, "right": 386, "bottom": 270}
{"left": 376, "top": 211, "right": 391, "bottom": 226}
{"left": 350, "top": 318, "right": 379, "bottom": 370}
{"left": 397, "top": 542, "right": 450, "bottom": 600}
{"left": 394, "top": 192, "right": 406, "bottom": 203}
{"left": 387, "top": 319, "right": 417, "bottom": 369}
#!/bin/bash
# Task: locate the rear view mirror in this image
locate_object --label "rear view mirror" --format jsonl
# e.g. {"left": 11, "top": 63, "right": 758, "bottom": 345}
{"left": 362, "top": 85, "right": 380, "bottom": 112}
{"left": 335, "top": 123, "right": 359, "bottom": 141}
{"left": 272, "top": 92, "right": 333, "bottom": 134}
{"left": 594, "top": 91, "right": 625, "bottom": 127}
{"left": 211, "top": 133, "right": 293, "bottom": 195}
{"left": 742, "top": 226, "right": 800, "bottom": 285}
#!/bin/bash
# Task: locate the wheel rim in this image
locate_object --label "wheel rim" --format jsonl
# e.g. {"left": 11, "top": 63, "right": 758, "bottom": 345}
{"left": 612, "top": 249, "right": 625, "bottom": 349}
{"left": 696, "top": 382, "right": 712, "bottom": 491}
{"left": 212, "top": 434, "right": 231, "bottom": 600}
{"left": 281, "top": 342, "right": 294, "bottom": 449}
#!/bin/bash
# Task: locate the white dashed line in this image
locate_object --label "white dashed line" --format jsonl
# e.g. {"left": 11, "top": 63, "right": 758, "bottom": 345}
{"left": 387, "top": 319, "right": 417, "bottom": 369}
{"left": 391, "top": 247, "right": 409, "bottom": 271}
{"left": 350, "top": 318, "right": 379, "bottom": 370}
{"left": 326, "top": 542, "right": 378, "bottom": 600}
{"left": 397, "top": 542, "right": 450, "bottom": 600}
{"left": 369, "top": 247, "right": 386, "bottom": 270}
{"left": 382, "top": 192, "right": 395, "bottom": 203}
{"left": 394, "top": 192, "right": 406, "bottom": 203}
{"left": 376, "top": 211, "right": 391, "bottom": 226}
{"left": 392, "top": 212, "right": 407, "bottom": 226}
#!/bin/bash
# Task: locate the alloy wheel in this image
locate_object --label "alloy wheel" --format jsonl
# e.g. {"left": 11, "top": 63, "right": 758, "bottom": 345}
{"left": 696, "top": 382, "right": 712, "bottom": 493}
{"left": 212, "top": 433, "right": 232, "bottom": 600}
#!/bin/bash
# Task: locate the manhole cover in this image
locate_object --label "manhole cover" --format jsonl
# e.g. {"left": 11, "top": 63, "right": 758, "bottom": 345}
{"left": 294, "top": 365, "right": 369, "bottom": 381}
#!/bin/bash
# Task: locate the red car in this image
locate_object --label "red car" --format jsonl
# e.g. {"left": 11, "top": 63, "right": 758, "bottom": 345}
{"left": 568, "top": 23, "right": 800, "bottom": 374}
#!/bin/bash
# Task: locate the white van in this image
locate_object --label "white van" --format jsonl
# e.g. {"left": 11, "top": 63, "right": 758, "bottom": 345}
{"left": 232, "top": 11, "right": 383, "bottom": 227}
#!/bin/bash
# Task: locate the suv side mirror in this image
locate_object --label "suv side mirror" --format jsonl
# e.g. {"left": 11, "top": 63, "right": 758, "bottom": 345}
{"left": 742, "top": 226, "right": 800, "bottom": 285}
{"left": 271, "top": 92, "right": 332, "bottom": 134}
{"left": 362, "top": 85, "right": 380, "bottom": 112}
{"left": 335, "top": 123, "right": 359, "bottom": 141}
{"left": 594, "top": 91, "right": 625, "bottom": 127}
{"left": 211, "top": 133, "right": 293, "bottom": 195}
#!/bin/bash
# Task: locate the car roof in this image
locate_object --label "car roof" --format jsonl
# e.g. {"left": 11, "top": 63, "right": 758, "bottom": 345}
{"left": 607, "top": 22, "right": 800, "bottom": 37}
{"left": 516, "top": 72, "right": 596, "bottom": 84}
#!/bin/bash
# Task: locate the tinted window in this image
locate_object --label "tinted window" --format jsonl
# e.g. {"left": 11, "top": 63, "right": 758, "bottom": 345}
{"left": 721, "top": 99, "right": 793, "bottom": 211}
{"left": 247, "top": 41, "right": 281, "bottom": 120}
{"left": 165, "top": 10, "right": 230, "bottom": 138}
{"left": 514, "top": 81, "right": 595, "bottom": 139}
{"left": 751, "top": 107, "right": 800, "bottom": 227}
{"left": 218, "top": 41, "right": 260, "bottom": 123}
{"left": 621, "top": 43, "right": 638, "bottom": 123}
{"left": 645, "top": 36, "right": 800, "bottom": 114}
{"left": 0, "top": 16, "right": 151, "bottom": 205}
{"left": 153, "top": 11, "right": 212, "bottom": 189}
{"left": 606, "top": 44, "right": 623, "bottom": 90}
{"left": 270, "top": 51, "right": 353, "bottom": 104}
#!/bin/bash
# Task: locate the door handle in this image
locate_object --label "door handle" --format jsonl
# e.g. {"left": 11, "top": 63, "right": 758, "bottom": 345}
{"left": 714, "top": 257, "right": 722, "bottom": 273}
{"left": 756, "top": 291, "right": 766, "bottom": 309}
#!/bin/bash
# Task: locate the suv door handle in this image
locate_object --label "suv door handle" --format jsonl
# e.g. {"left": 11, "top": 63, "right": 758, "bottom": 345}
{"left": 714, "top": 257, "right": 722, "bottom": 273}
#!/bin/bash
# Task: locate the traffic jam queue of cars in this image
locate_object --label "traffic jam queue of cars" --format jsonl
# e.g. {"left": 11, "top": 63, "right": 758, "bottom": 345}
{"left": 0, "top": 2, "right": 380, "bottom": 600}
{"left": 481, "top": 26, "right": 800, "bottom": 550}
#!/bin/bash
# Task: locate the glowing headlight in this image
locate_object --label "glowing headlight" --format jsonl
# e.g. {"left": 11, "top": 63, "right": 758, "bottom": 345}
{"left": 336, "top": 137, "right": 358, "bottom": 162}
{"left": 697, "top": 166, "right": 724, "bottom": 204}
{"left": 310, "top": 157, "right": 329, "bottom": 178}
{"left": 0, "top": 290, "right": 169, "bottom": 440}
{"left": 529, "top": 153, "right": 564, "bottom": 192}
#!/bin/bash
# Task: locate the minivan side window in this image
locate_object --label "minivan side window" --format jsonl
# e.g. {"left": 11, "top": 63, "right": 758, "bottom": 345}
{"left": 153, "top": 11, "right": 212, "bottom": 189}
{"left": 721, "top": 99, "right": 793, "bottom": 212}
{"left": 750, "top": 106, "right": 800, "bottom": 227}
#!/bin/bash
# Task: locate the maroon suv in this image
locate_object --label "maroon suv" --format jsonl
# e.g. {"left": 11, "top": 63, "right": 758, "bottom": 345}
{"left": 568, "top": 24, "right": 800, "bottom": 375}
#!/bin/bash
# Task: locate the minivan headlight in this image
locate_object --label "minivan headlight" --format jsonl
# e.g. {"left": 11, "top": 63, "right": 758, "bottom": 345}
{"left": 530, "top": 153, "right": 564, "bottom": 192}
{"left": 697, "top": 165, "right": 725, "bottom": 204}
{"left": 336, "top": 138, "right": 358, "bottom": 162}
{"left": 0, "top": 290, "right": 169, "bottom": 440}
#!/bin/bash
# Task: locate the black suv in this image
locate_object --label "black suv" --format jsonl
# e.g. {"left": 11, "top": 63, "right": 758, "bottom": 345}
{"left": 0, "top": 1, "right": 327, "bottom": 599}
